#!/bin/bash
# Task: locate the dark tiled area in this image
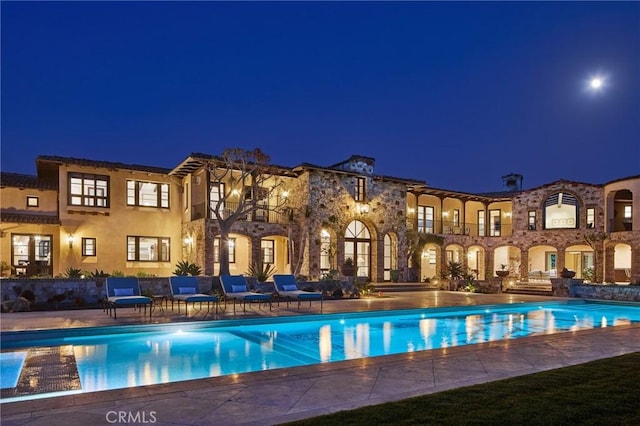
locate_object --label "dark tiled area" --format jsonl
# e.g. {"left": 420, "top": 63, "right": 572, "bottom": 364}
{"left": 1, "top": 346, "right": 81, "bottom": 399}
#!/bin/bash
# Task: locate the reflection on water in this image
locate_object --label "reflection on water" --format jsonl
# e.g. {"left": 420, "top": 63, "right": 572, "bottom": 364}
{"left": 68, "top": 302, "right": 640, "bottom": 395}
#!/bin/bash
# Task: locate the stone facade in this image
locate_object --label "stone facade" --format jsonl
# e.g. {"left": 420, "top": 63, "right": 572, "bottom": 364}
{"left": 1, "top": 154, "right": 637, "bottom": 286}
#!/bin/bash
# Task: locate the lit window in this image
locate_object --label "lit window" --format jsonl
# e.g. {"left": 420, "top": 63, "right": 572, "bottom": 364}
{"left": 320, "top": 230, "right": 331, "bottom": 272}
{"left": 528, "top": 211, "right": 536, "bottom": 230}
{"left": 544, "top": 192, "right": 578, "bottom": 229}
{"left": 624, "top": 205, "right": 632, "bottom": 219}
{"left": 127, "top": 236, "right": 170, "bottom": 261}
{"left": 417, "top": 206, "right": 434, "bottom": 233}
{"left": 586, "top": 208, "right": 595, "bottom": 229}
{"left": 209, "top": 182, "right": 225, "bottom": 217}
{"left": 82, "top": 238, "right": 96, "bottom": 256}
{"left": 261, "top": 240, "right": 275, "bottom": 264}
{"left": 214, "top": 238, "right": 236, "bottom": 263}
{"left": 69, "top": 173, "right": 109, "bottom": 207}
{"left": 355, "top": 177, "right": 366, "bottom": 202}
{"left": 127, "top": 181, "right": 169, "bottom": 208}
{"left": 27, "top": 196, "right": 39, "bottom": 207}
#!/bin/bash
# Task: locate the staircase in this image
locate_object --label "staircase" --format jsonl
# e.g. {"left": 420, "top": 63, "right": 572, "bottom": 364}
{"left": 371, "top": 282, "right": 440, "bottom": 293}
{"left": 504, "top": 282, "right": 553, "bottom": 296}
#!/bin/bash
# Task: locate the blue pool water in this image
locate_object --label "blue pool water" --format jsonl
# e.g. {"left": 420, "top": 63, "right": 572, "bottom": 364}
{"left": 1, "top": 300, "right": 639, "bottom": 402}
{"left": 0, "top": 352, "right": 27, "bottom": 389}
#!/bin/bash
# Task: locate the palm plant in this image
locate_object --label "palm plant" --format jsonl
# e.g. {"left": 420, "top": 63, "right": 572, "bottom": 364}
{"left": 246, "top": 261, "right": 276, "bottom": 282}
{"left": 445, "top": 261, "right": 465, "bottom": 280}
{"left": 173, "top": 260, "right": 202, "bottom": 276}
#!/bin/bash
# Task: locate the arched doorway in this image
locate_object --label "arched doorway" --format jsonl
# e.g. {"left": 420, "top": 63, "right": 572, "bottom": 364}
{"left": 613, "top": 243, "right": 632, "bottom": 283}
{"left": 345, "top": 220, "right": 371, "bottom": 278}
{"left": 467, "top": 245, "right": 485, "bottom": 279}
{"left": 420, "top": 243, "right": 440, "bottom": 281}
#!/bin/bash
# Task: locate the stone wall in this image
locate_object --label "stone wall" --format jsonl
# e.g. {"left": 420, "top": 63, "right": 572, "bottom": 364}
{"left": 569, "top": 283, "right": 640, "bottom": 302}
{"left": 1, "top": 276, "right": 216, "bottom": 312}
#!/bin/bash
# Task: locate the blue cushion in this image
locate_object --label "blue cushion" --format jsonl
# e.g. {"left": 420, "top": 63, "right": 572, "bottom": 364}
{"left": 231, "top": 284, "right": 246, "bottom": 293}
{"left": 114, "top": 288, "right": 134, "bottom": 296}
{"left": 179, "top": 287, "right": 196, "bottom": 294}
{"left": 282, "top": 285, "right": 297, "bottom": 291}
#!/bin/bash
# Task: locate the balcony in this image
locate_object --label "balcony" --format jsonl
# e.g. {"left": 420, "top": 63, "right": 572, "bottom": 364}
{"left": 192, "top": 201, "right": 288, "bottom": 224}
{"left": 408, "top": 219, "right": 513, "bottom": 237}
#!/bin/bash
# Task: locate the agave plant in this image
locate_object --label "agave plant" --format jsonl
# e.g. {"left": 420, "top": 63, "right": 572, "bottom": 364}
{"left": 88, "top": 269, "right": 110, "bottom": 278}
{"left": 246, "top": 261, "right": 276, "bottom": 282}
{"left": 63, "top": 267, "right": 83, "bottom": 279}
{"left": 173, "top": 260, "right": 202, "bottom": 276}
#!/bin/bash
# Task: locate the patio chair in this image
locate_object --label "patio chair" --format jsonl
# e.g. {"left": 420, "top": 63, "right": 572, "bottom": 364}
{"left": 219, "top": 275, "right": 272, "bottom": 313}
{"left": 105, "top": 277, "right": 152, "bottom": 319}
{"left": 273, "top": 274, "right": 323, "bottom": 311}
{"left": 169, "top": 276, "right": 219, "bottom": 316}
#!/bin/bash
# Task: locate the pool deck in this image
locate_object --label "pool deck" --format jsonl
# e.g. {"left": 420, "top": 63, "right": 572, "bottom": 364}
{"left": 1, "top": 291, "right": 639, "bottom": 425}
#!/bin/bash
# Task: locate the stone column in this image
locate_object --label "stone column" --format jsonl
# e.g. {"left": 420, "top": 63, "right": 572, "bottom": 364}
{"left": 485, "top": 249, "right": 495, "bottom": 279}
{"left": 631, "top": 246, "right": 640, "bottom": 284}
{"left": 556, "top": 248, "right": 566, "bottom": 275}
{"left": 520, "top": 249, "right": 529, "bottom": 282}
{"left": 604, "top": 245, "right": 615, "bottom": 283}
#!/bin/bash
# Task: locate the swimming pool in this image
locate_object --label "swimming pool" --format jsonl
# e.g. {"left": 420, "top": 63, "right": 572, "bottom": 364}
{"left": 1, "top": 300, "right": 639, "bottom": 403}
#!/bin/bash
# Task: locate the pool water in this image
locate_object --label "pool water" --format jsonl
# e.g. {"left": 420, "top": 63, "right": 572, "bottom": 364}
{"left": 2, "top": 300, "right": 639, "bottom": 402}
{"left": 0, "top": 352, "right": 27, "bottom": 389}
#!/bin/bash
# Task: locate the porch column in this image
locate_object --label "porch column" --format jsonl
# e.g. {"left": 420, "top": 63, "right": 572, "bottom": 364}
{"left": 520, "top": 250, "right": 529, "bottom": 282}
{"left": 631, "top": 246, "right": 640, "bottom": 284}
{"left": 604, "top": 245, "right": 615, "bottom": 283}
{"left": 556, "top": 248, "right": 566, "bottom": 275}
{"left": 485, "top": 249, "right": 495, "bottom": 279}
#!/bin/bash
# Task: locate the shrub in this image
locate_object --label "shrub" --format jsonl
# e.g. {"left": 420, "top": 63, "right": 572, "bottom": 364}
{"left": 246, "top": 262, "right": 276, "bottom": 282}
{"left": 173, "top": 261, "right": 202, "bottom": 276}
{"left": 63, "top": 267, "right": 83, "bottom": 279}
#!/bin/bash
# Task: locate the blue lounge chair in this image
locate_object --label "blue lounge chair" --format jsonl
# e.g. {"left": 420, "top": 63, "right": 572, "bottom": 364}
{"left": 169, "top": 276, "right": 219, "bottom": 316}
{"left": 273, "top": 274, "right": 323, "bottom": 311}
{"left": 219, "top": 275, "right": 272, "bottom": 313}
{"left": 105, "top": 277, "right": 152, "bottom": 319}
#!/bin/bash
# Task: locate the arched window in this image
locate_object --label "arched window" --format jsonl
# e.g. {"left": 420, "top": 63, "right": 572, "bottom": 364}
{"left": 544, "top": 192, "right": 578, "bottom": 229}
{"left": 320, "top": 229, "right": 332, "bottom": 274}
{"left": 344, "top": 220, "right": 371, "bottom": 278}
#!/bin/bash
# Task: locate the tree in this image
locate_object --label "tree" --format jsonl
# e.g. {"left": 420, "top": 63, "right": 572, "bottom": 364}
{"left": 584, "top": 232, "right": 608, "bottom": 283}
{"left": 207, "top": 148, "right": 288, "bottom": 276}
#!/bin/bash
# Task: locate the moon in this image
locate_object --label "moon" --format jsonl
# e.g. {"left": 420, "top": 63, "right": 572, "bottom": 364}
{"left": 590, "top": 78, "right": 603, "bottom": 89}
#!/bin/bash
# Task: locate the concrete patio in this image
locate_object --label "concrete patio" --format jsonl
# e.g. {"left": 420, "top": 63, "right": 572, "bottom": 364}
{"left": 1, "top": 291, "right": 639, "bottom": 425}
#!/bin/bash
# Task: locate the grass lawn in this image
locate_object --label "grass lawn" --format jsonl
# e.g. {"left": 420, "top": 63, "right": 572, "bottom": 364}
{"left": 286, "top": 352, "right": 640, "bottom": 425}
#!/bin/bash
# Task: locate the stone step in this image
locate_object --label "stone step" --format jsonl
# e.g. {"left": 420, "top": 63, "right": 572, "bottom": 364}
{"left": 371, "top": 283, "right": 438, "bottom": 292}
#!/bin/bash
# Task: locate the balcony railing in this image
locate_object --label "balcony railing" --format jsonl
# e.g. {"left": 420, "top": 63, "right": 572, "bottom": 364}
{"left": 406, "top": 219, "right": 513, "bottom": 237}
{"left": 192, "top": 201, "right": 289, "bottom": 224}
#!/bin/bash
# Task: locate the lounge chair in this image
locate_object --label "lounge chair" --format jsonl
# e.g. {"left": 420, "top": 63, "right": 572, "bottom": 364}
{"left": 273, "top": 274, "right": 323, "bottom": 311}
{"left": 105, "top": 277, "right": 152, "bottom": 319}
{"left": 219, "top": 275, "right": 272, "bottom": 313}
{"left": 169, "top": 276, "right": 219, "bottom": 316}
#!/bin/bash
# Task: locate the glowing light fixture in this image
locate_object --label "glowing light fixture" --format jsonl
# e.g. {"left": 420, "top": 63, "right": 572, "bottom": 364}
{"left": 356, "top": 203, "right": 370, "bottom": 215}
{"left": 67, "top": 234, "right": 75, "bottom": 249}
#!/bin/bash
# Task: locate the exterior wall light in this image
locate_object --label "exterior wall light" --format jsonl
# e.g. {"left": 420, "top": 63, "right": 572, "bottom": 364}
{"left": 357, "top": 203, "right": 370, "bottom": 215}
{"left": 67, "top": 234, "right": 75, "bottom": 249}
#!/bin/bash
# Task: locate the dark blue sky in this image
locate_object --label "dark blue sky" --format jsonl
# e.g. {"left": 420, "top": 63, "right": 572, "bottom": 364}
{"left": 2, "top": 1, "right": 639, "bottom": 192}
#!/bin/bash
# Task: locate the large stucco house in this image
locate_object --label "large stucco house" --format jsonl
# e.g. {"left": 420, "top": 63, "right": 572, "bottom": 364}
{"left": 1, "top": 154, "right": 638, "bottom": 284}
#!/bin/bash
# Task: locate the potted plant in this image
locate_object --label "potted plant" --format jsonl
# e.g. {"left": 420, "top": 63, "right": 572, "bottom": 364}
{"left": 496, "top": 264, "right": 509, "bottom": 277}
{"left": 340, "top": 257, "right": 356, "bottom": 276}
{"left": 560, "top": 268, "right": 576, "bottom": 279}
